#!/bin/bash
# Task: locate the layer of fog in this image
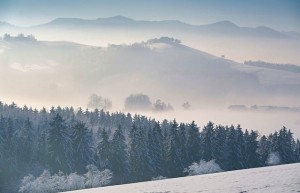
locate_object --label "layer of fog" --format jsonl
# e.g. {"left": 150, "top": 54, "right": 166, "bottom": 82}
{"left": 1, "top": 35, "right": 300, "bottom": 138}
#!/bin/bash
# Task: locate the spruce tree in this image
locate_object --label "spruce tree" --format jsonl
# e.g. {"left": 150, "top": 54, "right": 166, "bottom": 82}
{"left": 186, "top": 121, "right": 201, "bottom": 164}
{"left": 97, "top": 128, "right": 111, "bottom": 170}
{"left": 257, "top": 135, "right": 270, "bottom": 166}
{"left": 166, "top": 120, "right": 182, "bottom": 177}
{"left": 14, "top": 118, "right": 34, "bottom": 168}
{"left": 244, "top": 130, "right": 260, "bottom": 168}
{"left": 212, "top": 125, "right": 228, "bottom": 170}
{"left": 295, "top": 139, "right": 300, "bottom": 162}
{"left": 72, "top": 121, "right": 95, "bottom": 173}
{"left": 129, "top": 124, "right": 151, "bottom": 181}
{"left": 111, "top": 125, "right": 129, "bottom": 184}
{"left": 47, "top": 114, "right": 73, "bottom": 172}
{"left": 201, "top": 121, "right": 215, "bottom": 161}
{"left": 278, "top": 127, "right": 295, "bottom": 164}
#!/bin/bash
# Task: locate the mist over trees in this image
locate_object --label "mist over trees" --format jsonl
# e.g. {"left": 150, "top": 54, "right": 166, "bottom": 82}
{"left": 124, "top": 94, "right": 174, "bottom": 112}
{"left": 124, "top": 94, "right": 152, "bottom": 111}
{"left": 87, "top": 94, "right": 112, "bottom": 111}
{"left": 0, "top": 101, "right": 299, "bottom": 193}
{"left": 152, "top": 99, "right": 173, "bottom": 112}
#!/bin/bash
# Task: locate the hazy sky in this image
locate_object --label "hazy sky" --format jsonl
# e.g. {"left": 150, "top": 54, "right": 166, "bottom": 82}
{"left": 0, "top": 0, "right": 299, "bottom": 32}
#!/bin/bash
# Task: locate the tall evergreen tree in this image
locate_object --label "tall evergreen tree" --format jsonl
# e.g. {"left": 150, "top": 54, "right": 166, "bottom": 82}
{"left": 129, "top": 124, "right": 151, "bottom": 181}
{"left": 47, "top": 114, "right": 73, "bottom": 172}
{"left": 111, "top": 125, "right": 129, "bottom": 184}
{"left": 186, "top": 121, "right": 201, "bottom": 164}
{"left": 177, "top": 123, "right": 188, "bottom": 169}
{"left": 14, "top": 118, "right": 34, "bottom": 168}
{"left": 201, "top": 121, "right": 215, "bottom": 161}
{"left": 295, "top": 139, "right": 300, "bottom": 162}
{"left": 244, "top": 130, "right": 260, "bottom": 168}
{"left": 257, "top": 135, "right": 270, "bottom": 166}
{"left": 226, "top": 126, "right": 246, "bottom": 170}
{"left": 212, "top": 125, "right": 228, "bottom": 170}
{"left": 166, "top": 120, "right": 182, "bottom": 177}
{"left": 72, "top": 121, "right": 95, "bottom": 173}
{"left": 278, "top": 127, "right": 295, "bottom": 164}
{"left": 97, "top": 128, "right": 111, "bottom": 170}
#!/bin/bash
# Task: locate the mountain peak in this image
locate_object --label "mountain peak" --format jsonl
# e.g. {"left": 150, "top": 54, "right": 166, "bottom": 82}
{"left": 97, "top": 15, "right": 134, "bottom": 22}
{"left": 209, "top": 20, "right": 238, "bottom": 28}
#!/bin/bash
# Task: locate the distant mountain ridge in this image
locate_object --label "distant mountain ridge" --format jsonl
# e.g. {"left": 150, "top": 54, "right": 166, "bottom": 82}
{"left": 0, "top": 16, "right": 296, "bottom": 39}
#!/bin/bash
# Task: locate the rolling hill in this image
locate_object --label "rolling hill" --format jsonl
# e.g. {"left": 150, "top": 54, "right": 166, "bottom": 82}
{"left": 0, "top": 36, "right": 300, "bottom": 109}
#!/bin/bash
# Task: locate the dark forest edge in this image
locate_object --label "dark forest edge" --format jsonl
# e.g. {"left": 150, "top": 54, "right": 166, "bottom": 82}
{"left": 0, "top": 101, "right": 299, "bottom": 193}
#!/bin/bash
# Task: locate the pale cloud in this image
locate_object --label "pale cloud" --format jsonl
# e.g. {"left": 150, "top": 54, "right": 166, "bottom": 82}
{"left": 10, "top": 62, "right": 51, "bottom": 72}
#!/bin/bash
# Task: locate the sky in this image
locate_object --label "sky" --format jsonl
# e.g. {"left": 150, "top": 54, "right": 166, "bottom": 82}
{"left": 0, "top": 0, "right": 299, "bottom": 32}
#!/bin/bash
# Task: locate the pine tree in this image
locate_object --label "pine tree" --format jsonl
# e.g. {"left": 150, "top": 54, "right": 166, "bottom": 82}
{"left": 257, "top": 135, "right": 270, "bottom": 166}
{"left": 278, "top": 127, "right": 295, "bottom": 164}
{"left": 186, "top": 121, "right": 201, "bottom": 164}
{"left": 111, "top": 125, "right": 129, "bottom": 184}
{"left": 72, "top": 121, "right": 95, "bottom": 173}
{"left": 226, "top": 126, "right": 246, "bottom": 170}
{"left": 97, "top": 128, "right": 111, "bottom": 170}
{"left": 201, "top": 121, "right": 215, "bottom": 161}
{"left": 177, "top": 123, "right": 188, "bottom": 169}
{"left": 129, "top": 124, "right": 151, "bottom": 181}
{"left": 14, "top": 118, "right": 34, "bottom": 167}
{"left": 295, "top": 139, "right": 300, "bottom": 162}
{"left": 166, "top": 120, "right": 182, "bottom": 177}
{"left": 212, "top": 125, "right": 228, "bottom": 170}
{"left": 47, "top": 114, "right": 73, "bottom": 172}
{"left": 244, "top": 130, "right": 260, "bottom": 168}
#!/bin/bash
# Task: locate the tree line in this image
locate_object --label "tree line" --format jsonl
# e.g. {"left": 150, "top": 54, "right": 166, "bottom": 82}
{"left": 0, "top": 101, "right": 299, "bottom": 192}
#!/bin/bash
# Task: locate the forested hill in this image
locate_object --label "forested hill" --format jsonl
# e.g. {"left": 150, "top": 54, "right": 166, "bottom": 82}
{"left": 0, "top": 102, "right": 299, "bottom": 193}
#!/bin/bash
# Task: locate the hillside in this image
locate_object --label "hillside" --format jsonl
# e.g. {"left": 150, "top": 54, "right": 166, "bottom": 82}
{"left": 1, "top": 16, "right": 299, "bottom": 64}
{"left": 1, "top": 36, "right": 300, "bottom": 109}
{"left": 67, "top": 163, "right": 300, "bottom": 193}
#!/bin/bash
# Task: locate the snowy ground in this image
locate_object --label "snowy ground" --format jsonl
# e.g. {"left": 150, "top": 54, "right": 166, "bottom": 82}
{"left": 66, "top": 163, "right": 300, "bottom": 193}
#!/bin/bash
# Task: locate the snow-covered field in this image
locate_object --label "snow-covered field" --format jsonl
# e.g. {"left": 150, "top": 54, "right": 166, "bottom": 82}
{"left": 66, "top": 163, "right": 300, "bottom": 193}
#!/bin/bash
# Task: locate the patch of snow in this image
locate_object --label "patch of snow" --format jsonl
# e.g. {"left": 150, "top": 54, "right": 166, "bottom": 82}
{"left": 66, "top": 163, "right": 300, "bottom": 193}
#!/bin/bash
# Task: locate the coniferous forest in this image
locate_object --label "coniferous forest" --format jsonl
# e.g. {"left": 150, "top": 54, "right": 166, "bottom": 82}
{"left": 0, "top": 102, "right": 299, "bottom": 193}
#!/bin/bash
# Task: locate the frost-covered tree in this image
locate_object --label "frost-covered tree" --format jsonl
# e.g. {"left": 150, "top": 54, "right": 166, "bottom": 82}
{"left": 212, "top": 125, "right": 228, "bottom": 170}
{"left": 166, "top": 120, "right": 183, "bottom": 177}
{"left": 257, "top": 135, "right": 271, "bottom": 166}
{"left": 129, "top": 124, "right": 151, "bottom": 181}
{"left": 186, "top": 121, "right": 201, "bottom": 164}
{"left": 278, "top": 127, "right": 296, "bottom": 164}
{"left": 14, "top": 118, "right": 35, "bottom": 168}
{"left": 97, "top": 128, "right": 111, "bottom": 170}
{"left": 72, "top": 121, "right": 95, "bottom": 173}
{"left": 267, "top": 152, "right": 281, "bottom": 165}
{"left": 201, "top": 122, "right": 215, "bottom": 161}
{"left": 175, "top": 123, "right": 188, "bottom": 172}
{"left": 294, "top": 139, "right": 300, "bottom": 162}
{"left": 47, "top": 114, "right": 73, "bottom": 172}
{"left": 66, "top": 173, "right": 85, "bottom": 191}
{"left": 184, "top": 160, "right": 223, "bottom": 176}
{"left": 84, "top": 165, "right": 112, "bottom": 188}
{"left": 111, "top": 125, "right": 129, "bottom": 184}
{"left": 244, "top": 130, "right": 260, "bottom": 168}
{"left": 147, "top": 123, "right": 165, "bottom": 177}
